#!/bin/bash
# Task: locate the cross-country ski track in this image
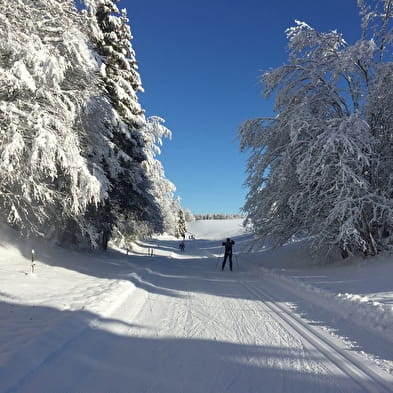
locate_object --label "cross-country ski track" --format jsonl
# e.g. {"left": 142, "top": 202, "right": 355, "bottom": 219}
{"left": 1, "top": 219, "right": 393, "bottom": 393}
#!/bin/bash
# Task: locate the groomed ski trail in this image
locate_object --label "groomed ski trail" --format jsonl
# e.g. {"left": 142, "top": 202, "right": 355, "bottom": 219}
{"left": 2, "top": 222, "right": 393, "bottom": 393}
{"left": 6, "top": 272, "right": 393, "bottom": 392}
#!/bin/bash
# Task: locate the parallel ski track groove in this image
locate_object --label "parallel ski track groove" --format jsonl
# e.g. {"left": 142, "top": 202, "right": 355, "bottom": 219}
{"left": 240, "top": 280, "right": 393, "bottom": 393}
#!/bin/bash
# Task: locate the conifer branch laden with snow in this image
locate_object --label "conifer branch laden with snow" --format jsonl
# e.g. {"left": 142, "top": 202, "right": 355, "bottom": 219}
{"left": 83, "top": 0, "right": 180, "bottom": 245}
{"left": 0, "top": 0, "right": 180, "bottom": 248}
{"left": 0, "top": 0, "right": 106, "bottom": 244}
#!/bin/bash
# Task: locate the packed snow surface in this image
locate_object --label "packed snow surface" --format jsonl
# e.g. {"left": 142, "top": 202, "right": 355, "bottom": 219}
{"left": 1, "top": 219, "right": 393, "bottom": 393}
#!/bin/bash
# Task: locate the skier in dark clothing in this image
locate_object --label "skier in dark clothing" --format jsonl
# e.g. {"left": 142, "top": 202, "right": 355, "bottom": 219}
{"left": 222, "top": 238, "right": 235, "bottom": 271}
{"left": 179, "top": 241, "right": 185, "bottom": 252}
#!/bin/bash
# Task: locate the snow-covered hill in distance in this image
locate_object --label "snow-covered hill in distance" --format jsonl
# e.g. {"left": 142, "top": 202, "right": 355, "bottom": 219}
{"left": 187, "top": 218, "right": 247, "bottom": 240}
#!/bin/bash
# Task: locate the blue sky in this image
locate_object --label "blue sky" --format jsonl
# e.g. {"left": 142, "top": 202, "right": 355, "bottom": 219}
{"left": 119, "top": 0, "right": 362, "bottom": 214}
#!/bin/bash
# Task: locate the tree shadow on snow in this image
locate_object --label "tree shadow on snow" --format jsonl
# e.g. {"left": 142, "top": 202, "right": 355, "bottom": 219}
{"left": 5, "top": 234, "right": 393, "bottom": 370}
{"left": 0, "top": 300, "right": 369, "bottom": 393}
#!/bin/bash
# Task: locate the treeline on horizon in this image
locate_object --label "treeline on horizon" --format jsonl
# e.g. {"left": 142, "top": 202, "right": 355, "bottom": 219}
{"left": 194, "top": 213, "right": 245, "bottom": 221}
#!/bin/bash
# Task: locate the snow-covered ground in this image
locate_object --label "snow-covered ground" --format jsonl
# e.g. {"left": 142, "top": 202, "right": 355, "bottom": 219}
{"left": 1, "top": 219, "right": 393, "bottom": 392}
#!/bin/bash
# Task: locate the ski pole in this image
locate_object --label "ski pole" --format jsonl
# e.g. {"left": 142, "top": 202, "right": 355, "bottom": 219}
{"left": 234, "top": 252, "right": 239, "bottom": 270}
{"left": 216, "top": 246, "right": 223, "bottom": 270}
{"left": 215, "top": 253, "right": 222, "bottom": 270}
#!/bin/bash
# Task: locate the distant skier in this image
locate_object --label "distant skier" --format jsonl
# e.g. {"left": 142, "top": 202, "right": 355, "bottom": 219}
{"left": 179, "top": 241, "right": 185, "bottom": 252}
{"left": 221, "top": 238, "right": 235, "bottom": 271}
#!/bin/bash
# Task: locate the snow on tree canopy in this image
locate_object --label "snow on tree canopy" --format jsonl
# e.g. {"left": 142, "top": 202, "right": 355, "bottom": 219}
{"left": 240, "top": 0, "right": 393, "bottom": 257}
{"left": 0, "top": 0, "right": 106, "bottom": 243}
{"left": 0, "top": 0, "right": 180, "bottom": 247}
{"left": 79, "top": 0, "right": 180, "bottom": 243}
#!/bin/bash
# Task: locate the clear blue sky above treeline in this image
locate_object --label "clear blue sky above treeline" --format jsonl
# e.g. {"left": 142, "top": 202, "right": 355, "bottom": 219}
{"left": 112, "top": 0, "right": 361, "bottom": 214}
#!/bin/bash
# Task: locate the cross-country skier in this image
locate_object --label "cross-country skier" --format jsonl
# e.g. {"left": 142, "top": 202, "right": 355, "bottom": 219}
{"left": 221, "top": 238, "right": 235, "bottom": 271}
{"left": 179, "top": 241, "right": 185, "bottom": 252}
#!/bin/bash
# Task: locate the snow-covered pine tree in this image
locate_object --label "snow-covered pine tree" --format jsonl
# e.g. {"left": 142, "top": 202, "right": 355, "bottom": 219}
{"left": 0, "top": 0, "right": 108, "bottom": 245}
{"left": 141, "top": 116, "right": 180, "bottom": 236}
{"left": 240, "top": 1, "right": 393, "bottom": 257}
{"left": 176, "top": 209, "right": 187, "bottom": 239}
{"left": 82, "top": 0, "right": 165, "bottom": 243}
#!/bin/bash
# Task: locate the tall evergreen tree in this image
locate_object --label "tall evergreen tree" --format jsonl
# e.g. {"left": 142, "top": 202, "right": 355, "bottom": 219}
{"left": 176, "top": 209, "right": 187, "bottom": 239}
{"left": 0, "top": 0, "right": 180, "bottom": 248}
{"left": 0, "top": 0, "right": 108, "bottom": 245}
{"left": 142, "top": 116, "right": 179, "bottom": 235}
{"left": 82, "top": 0, "right": 165, "bottom": 243}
